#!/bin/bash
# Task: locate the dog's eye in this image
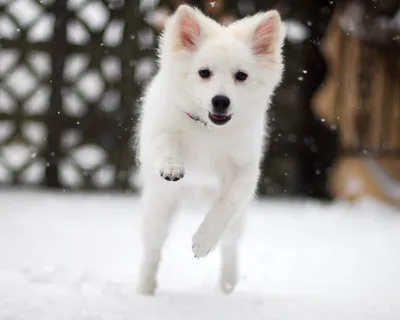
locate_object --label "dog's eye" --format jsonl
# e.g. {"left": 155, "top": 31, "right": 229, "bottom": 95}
{"left": 234, "top": 71, "right": 248, "bottom": 82}
{"left": 199, "top": 69, "right": 212, "bottom": 79}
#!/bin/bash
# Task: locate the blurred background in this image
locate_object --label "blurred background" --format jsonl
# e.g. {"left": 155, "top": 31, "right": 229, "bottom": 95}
{"left": 0, "top": 0, "right": 399, "bottom": 205}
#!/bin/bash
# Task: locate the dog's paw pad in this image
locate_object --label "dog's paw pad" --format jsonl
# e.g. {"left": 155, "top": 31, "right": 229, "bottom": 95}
{"left": 158, "top": 160, "right": 184, "bottom": 182}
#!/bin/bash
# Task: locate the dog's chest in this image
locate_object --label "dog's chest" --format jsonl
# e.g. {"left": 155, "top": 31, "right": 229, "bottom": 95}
{"left": 183, "top": 133, "right": 221, "bottom": 162}
{"left": 180, "top": 129, "right": 252, "bottom": 176}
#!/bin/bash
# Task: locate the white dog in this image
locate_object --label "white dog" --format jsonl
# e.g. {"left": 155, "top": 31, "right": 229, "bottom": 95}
{"left": 135, "top": 4, "right": 285, "bottom": 295}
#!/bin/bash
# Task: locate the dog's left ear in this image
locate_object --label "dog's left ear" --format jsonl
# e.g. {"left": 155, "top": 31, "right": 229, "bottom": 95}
{"left": 251, "top": 10, "right": 285, "bottom": 57}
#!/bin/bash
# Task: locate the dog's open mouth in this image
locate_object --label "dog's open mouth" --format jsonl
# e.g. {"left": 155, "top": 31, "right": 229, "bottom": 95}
{"left": 208, "top": 113, "right": 232, "bottom": 125}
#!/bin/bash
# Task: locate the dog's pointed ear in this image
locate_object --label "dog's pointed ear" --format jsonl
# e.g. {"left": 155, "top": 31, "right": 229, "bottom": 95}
{"left": 173, "top": 5, "right": 202, "bottom": 51}
{"left": 251, "top": 10, "right": 284, "bottom": 57}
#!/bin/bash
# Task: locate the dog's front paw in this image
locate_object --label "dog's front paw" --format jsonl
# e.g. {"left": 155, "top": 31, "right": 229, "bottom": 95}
{"left": 192, "top": 228, "right": 219, "bottom": 259}
{"left": 158, "top": 159, "right": 184, "bottom": 182}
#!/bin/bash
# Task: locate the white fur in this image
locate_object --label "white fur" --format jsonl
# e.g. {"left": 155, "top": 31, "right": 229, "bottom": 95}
{"left": 135, "top": 5, "right": 285, "bottom": 295}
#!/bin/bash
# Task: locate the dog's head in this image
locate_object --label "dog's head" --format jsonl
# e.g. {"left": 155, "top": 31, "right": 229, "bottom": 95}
{"left": 159, "top": 5, "right": 285, "bottom": 127}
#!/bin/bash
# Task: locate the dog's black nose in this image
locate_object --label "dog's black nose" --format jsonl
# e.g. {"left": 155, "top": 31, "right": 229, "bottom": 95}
{"left": 212, "top": 95, "right": 230, "bottom": 113}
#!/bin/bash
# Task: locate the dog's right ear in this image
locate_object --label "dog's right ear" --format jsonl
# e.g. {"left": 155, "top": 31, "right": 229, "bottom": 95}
{"left": 171, "top": 5, "right": 202, "bottom": 52}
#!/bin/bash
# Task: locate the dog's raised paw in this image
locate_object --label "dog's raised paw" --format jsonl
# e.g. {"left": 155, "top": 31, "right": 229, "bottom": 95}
{"left": 192, "top": 229, "right": 218, "bottom": 258}
{"left": 192, "top": 242, "right": 210, "bottom": 258}
{"left": 158, "top": 159, "right": 184, "bottom": 182}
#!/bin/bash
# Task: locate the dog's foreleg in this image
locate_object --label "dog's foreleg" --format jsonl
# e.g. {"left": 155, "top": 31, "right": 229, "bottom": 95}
{"left": 152, "top": 133, "right": 184, "bottom": 182}
{"left": 192, "top": 165, "right": 258, "bottom": 258}
{"left": 137, "top": 186, "right": 178, "bottom": 295}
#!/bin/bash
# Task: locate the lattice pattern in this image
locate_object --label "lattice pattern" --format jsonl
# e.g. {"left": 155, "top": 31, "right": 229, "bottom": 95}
{"left": 0, "top": 0, "right": 160, "bottom": 189}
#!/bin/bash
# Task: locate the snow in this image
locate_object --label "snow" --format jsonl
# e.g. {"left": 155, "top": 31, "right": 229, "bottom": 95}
{"left": 71, "top": 144, "right": 107, "bottom": 170}
{"left": 19, "top": 160, "right": 45, "bottom": 184}
{"left": 5, "top": 66, "right": 38, "bottom": 98}
{"left": 27, "top": 52, "right": 51, "bottom": 78}
{"left": 0, "top": 14, "right": 19, "bottom": 39}
{"left": 24, "top": 86, "right": 50, "bottom": 115}
{"left": 0, "top": 191, "right": 399, "bottom": 320}
{"left": 21, "top": 121, "right": 47, "bottom": 146}
{"left": 0, "top": 50, "right": 18, "bottom": 76}
{"left": 1, "top": 143, "right": 32, "bottom": 170}
{"left": 92, "top": 165, "right": 115, "bottom": 187}
{"left": 138, "top": 0, "right": 159, "bottom": 13}
{"left": 62, "top": 90, "right": 87, "bottom": 117}
{"left": 76, "top": 71, "right": 104, "bottom": 102}
{"left": 0, "top": 88, "right": 15, "bottom": 113}
{"left": 283, "top": 20, "right": 310, "bottom": 44}
{"left": 59, "top": 159, "right": 83, "bottom": 188}
{"left": 103, "top": 20, "right": 124, "bottom": 47}
{"left": 64, "top": 55, "right": 90, "bottom": 82}
{"left": 67, "top": 20, "right": 91, "bottom": 45}
{"left": 77, "top": 2, "right": 110, "bottom": 32}
{"left": 134, "top": 57, "right": 156, "bottom": 82}
{"left": 0, "top": 121, "right": 14, "bottom": 143}
{"left": 101, "top": 56, "right": 121, "bottom": 82}
{"left": 7, "top": 0, "right": 43, "bottom": 28}
{"left": 27, "top": 15, "right": 54, "bottom": 42}
{"left": 0, "top": 164, "right": 12, "bottom": 182}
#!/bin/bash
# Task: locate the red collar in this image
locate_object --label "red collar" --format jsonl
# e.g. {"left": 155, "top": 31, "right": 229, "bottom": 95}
{"left": 185, "top": 112, "right": 208, "bottom": 127}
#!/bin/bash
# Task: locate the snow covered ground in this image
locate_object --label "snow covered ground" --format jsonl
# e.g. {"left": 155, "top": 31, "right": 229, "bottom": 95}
{"left": 0, "top": 190, "right": 399, "bottom": 320}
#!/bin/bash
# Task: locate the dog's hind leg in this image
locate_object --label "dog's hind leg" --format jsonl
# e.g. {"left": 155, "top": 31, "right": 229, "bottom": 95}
{"left": 219, "top": 213, "right": 245, "bottom": 294}
{"left": 137, "top": 184, "right": 179, "bottom": 295}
